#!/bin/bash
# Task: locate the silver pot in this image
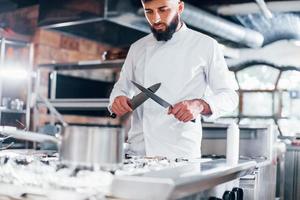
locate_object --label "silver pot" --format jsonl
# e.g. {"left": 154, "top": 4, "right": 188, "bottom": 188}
{"left": 0, "top": 125, "right": 124, "bottom": 171}
{"left": 59, "top": 125, "right": 124, "bottom": 170}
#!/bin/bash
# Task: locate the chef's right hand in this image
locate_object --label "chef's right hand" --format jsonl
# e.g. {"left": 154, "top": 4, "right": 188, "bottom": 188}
{"left": 111, "top": 96, "right": 132, "bottom": 117}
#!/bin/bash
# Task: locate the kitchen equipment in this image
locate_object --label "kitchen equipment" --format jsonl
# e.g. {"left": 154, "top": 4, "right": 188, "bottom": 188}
{"left": 222, "top": 190, "right": 235, "bottom": 200}
{"left": 232, "top": 187, "right": 243, "bottom": 200}
{"left": 1, "top": 97, "right": 11, "bottom": 108}
{"left": 0, "top": 124, "right": 124, "bottom": 171}
{"left": 226, "top": 123, "right": 239, "bottom": 165}
{"left": 110, "top": 82, "right": 161, "bottom": 118}
{"left": 9, "top": 99, "right": 24, "bottom": 111}
{"left": 131, "top": 81, "right": 195, "bottom": 122}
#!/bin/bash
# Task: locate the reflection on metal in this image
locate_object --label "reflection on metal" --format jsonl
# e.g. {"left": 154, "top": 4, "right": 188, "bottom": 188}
{"left": 217, "top": 1, "right": 300, "bottom": 15}
{"left": 182, "top": 4, "right": 264, "bottom": 48}
{"left": 255, "top": 0, "right": 273, "bottom": 19}
{"left": 108, "top": 13, "right": 150, "bottom": 33}
{"left": 111, "top": 159, "right": 256, "bottom": 200}
{"left": 40, "top": 98, "right": 110, "bottom": 110}
{"left": 227, "top": 60, "right": 300, "bottom": 72}
{"left": 38, "top": 59, "right": 124, "bottom": 71}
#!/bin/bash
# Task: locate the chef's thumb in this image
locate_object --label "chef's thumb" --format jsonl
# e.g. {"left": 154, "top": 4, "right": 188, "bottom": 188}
{"left": 167, "top": 106, "right": 172, "bottom": 115}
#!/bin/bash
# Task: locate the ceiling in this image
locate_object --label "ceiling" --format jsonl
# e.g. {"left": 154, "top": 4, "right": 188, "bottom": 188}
{"left": 0, "top": 0, "right": 38, "bottom": 13}
{"left": 0, "top": 0, "right": 299, "bottom": 48}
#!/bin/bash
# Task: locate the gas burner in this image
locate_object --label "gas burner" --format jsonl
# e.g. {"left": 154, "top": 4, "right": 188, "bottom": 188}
{"left": 70, "top": 166, "right": 94, "bottom": 177}
{"left": 0, "top": 152, "right": 113, "bottom": 197}
{"left": 56, "top": 163, "right": 69, "bottom": 171}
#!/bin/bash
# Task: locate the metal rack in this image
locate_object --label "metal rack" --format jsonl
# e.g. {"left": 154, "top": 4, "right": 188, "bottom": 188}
{"left": 34, "top": 59, "right": 124, "bottom": 128}
{"left": 37, "top": 59, "right": 124, "bottom": 109}
{"left": 0, "top": 38, "right": 34, "bottom": 130}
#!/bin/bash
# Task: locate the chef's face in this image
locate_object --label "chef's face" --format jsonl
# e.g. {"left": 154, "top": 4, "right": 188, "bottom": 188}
{"left": 142, "top": 0, "right": 184, "bottom": 41}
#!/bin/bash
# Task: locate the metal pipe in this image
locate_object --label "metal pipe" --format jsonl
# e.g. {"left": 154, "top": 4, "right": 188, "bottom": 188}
{"left": 255, "top": 0, "right": 273, "bottom": 19}
{"left": 38, "top": 95, "right": 68, "bottom": 127}
{"left": 182, "top": 4, "right": 264, "bottom": 48}
{"left": 217, "top": 1, "right": 300, "bottom": 16}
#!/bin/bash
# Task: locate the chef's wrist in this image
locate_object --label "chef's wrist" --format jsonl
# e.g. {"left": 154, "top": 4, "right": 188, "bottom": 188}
{"left": 198, "top": 99, "right": 212, "bottom": 115}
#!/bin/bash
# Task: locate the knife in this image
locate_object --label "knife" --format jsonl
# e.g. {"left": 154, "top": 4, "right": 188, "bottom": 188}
{"left": 131, "top": 81, "right": 195, "bottom": 123}
{"left": 110, "top": 82, "right": 161, "bottom": 118}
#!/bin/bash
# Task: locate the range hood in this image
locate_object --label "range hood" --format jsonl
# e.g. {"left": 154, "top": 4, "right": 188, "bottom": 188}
{"left": 38, "top": 0, "right": 148, "bottom": 47}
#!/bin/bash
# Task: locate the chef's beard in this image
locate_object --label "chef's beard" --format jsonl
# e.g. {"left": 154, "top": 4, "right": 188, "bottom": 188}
{"left": 151, "top": 15, "right": 179, "bottom": 41}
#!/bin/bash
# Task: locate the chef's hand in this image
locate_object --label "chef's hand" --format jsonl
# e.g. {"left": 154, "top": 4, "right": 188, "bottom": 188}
{"left": 168, "top": 99, "right": 211, "bottom": 122}
{"left": 111, "top": 96, "right": 132, "bottom": 117}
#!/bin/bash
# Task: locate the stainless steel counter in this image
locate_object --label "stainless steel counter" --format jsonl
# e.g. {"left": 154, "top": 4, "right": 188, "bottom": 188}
{"left": 0, "top": 150, "right": 256, "bottom": 200}
{"left": 111, "top": 159, "right": 256, "bottom": 200}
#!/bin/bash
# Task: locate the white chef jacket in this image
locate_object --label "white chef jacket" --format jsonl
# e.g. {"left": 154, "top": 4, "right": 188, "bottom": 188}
{"left": 109, "top": 24, "right": 238, "bottom": 159}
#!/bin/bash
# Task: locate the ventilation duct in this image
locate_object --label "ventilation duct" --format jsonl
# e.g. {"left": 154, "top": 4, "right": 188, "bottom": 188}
{"left": 182, "top": 4, "right": 264, "bottom": 48}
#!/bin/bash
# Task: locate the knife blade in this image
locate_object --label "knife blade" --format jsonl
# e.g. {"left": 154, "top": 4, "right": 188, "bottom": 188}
{"left": 131, "top": 81, "right": 195, "bottom": 123}
{"left": 110, "top": 82, "right": 161, "bottom": 118}
{"left": 131, "top": 81, "right": 171, "bottom": 108}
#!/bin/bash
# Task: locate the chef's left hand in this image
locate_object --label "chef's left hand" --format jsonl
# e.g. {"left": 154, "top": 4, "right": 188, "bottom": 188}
{"left": 168, "top": 99, "right": 209, "bottom": 122}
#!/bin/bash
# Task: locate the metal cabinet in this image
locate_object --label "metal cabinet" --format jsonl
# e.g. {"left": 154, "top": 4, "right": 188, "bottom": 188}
{"left": 284, "top": 145, "right": 300, "bottom": 200}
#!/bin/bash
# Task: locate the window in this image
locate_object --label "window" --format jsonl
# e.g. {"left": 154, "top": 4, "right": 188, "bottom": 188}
{"left": 278, "top": 71, "right": 300, "bottom": 90}
{"left": 242, "top": 92, "right": 273, "bottom": 117}
{"left": 237, "top": 65, "right": 280, "bottom": 90}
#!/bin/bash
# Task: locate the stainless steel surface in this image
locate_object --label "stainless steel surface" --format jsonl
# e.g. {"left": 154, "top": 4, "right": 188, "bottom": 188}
{"left": 60, "top": 125, "right": 124, "bottom": 170}
{"left": 111, "top": 159, "right": 256, "bottom": 200}
{"left": 0, "top": 129, "right": 59, "bottom": 143}
{"left": 284, "top": 145, "right": 300, "bottom": 200}
{"left": 37, "top": 98, "right": 110, "bottom": 110}
{"left": 0, "top": 150, "right": 256, "bottom": 200}
{"left": 38, "top": 59, "right": 124, "bottom": 70}
{"left": 130, "top": 83, "right": 161, "bottom": 110}
{"left": 202, "top": 123, "right": 275, "bottom": 162}
{"left": 131, "top": 81, "right": 171, "bottom": 108}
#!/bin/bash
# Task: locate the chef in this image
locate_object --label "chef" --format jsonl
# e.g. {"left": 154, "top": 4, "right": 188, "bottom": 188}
{"left": 109, "top": 0, "right": 238, "bottom": 159}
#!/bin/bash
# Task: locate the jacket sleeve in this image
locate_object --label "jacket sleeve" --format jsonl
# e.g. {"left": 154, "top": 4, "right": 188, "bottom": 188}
{"left": 202, "top": 40, "right": 239, "bottom": 121}
{"left": 108, "top": 46, "right": 135, "bottom": 112}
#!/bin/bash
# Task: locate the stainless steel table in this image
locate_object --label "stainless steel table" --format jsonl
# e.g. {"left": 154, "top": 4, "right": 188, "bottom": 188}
{"left": 111, "top": 159, "right": 256, "bottom": 200}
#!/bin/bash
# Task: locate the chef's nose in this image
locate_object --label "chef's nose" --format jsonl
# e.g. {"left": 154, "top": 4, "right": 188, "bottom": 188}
{"left": 153, "top": 12, "right": 161, "bottom": 23}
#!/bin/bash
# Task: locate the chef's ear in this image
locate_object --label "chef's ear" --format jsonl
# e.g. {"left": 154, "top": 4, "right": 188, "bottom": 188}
{"left": 178, "top": 1, "right": 184, "bottom": 14}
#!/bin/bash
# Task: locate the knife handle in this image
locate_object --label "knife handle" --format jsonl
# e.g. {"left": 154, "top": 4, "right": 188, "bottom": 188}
{"left": 191, "top": 119, "right": 196, "bottom": 123}
{"left": 110, "top": 113, "right": 117, "bottom": 118}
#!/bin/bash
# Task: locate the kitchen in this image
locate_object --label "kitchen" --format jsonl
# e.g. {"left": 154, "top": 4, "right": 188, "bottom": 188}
{"left": 0, "top": 0, "right": 299, "bottom": 199}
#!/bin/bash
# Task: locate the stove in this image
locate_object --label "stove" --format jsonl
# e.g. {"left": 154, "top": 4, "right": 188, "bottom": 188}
{"left": 0, "top": 150, "right": 189, "bottom": 199}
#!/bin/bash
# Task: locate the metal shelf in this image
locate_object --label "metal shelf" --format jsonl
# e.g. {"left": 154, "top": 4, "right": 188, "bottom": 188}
{"left": 0, "top": 108, "right": 26, "bottom": 114}
{"left": 37, "top": 98, "right": 110, "bottom": 110}
{"left": 38, "top": 59, "right": 124, "bottom": 70}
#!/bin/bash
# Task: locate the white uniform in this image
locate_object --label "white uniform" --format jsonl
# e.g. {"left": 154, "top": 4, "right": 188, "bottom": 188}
{"left": 109, "top": 24, "right": 238, "bottom": 159}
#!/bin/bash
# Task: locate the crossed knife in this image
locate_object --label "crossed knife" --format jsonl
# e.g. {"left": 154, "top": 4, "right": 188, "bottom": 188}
{"left": 111, "top": 81, "right": 195, "bottom": 122}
